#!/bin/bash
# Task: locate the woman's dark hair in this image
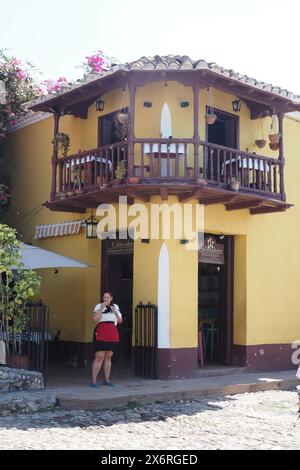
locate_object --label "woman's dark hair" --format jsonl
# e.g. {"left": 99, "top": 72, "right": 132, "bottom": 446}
{"left": 103, "top": 291, "right": 113, "bottom": 298}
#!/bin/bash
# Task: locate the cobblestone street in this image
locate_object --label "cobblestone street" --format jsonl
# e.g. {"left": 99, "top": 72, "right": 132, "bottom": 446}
{"left": 0, "top": 390, "right": 299, "bottom": 450}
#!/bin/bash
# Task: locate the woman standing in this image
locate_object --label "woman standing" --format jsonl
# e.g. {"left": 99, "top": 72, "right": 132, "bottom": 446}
{"left": 91, "top": 292, "right": 122, "bottom": 387}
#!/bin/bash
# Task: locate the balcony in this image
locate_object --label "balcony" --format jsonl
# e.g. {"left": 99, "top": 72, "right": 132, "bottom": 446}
{"left": 46, "top": 138, "right": 290, "bottom": 215}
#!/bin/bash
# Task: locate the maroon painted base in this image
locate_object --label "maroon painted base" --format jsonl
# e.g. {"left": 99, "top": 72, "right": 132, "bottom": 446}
{"left": 157, "top": 348, "right": 198, "bottom": 379}
{"left": 232, "top": 343, "right": 296, "bottom": 372}
{"left": 48, "top": 341, "right": 297, "bottom": 376}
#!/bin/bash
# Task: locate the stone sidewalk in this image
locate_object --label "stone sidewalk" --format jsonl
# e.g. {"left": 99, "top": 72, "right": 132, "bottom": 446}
{"left": 49, "top": 369, "right": 299, "bottom": 410}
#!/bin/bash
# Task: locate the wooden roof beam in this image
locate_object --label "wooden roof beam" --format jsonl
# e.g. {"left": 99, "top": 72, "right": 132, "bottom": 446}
{"left": 160, "top": 188, "right": 169, "bottom": 201}
{"left": 226, "top": 199, "right": 265, "bottom": 211}
{"left": 127, "top": 190, "right": 150, "bottom": 203}
{"left": 201, "top": 195, "right": 237, "bottom": 206}
{"left": 250, "top": 205, "right": 290, "bottom": 215}
{"left": 179, "top": 188, "right": 205, "bottom": 203}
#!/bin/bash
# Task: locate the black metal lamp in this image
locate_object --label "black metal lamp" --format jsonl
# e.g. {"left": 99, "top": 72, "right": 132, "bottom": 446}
{"left": 232, "top": 97, "right": 242, "bottom": 113}
{"left": 85, "top": 213, "right": 98, "bottom": 239}
{"left": 96, "top": 98, "right": 105, "bottom": 112}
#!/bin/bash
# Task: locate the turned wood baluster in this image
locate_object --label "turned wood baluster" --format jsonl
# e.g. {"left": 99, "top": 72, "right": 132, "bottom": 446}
{"left": 158, "top": 142, "right": 161, "bottom": 177}
{"left": 263, "top": 160, "right": 267, "bottom": 192}
{"left": 184, "top": 143, "right": 188, "bottom": 178}
{"left": 58, "top": 161, "right": 63, "bottom": 193}
{"left": 175, "top": 143, "right": 179, "bottom": 177}
{"left": 216, "top": 149, "right": 220, "bottom": 182}
{"left": 105, "top": 148, "right": 109, "bottom": 182}
{"left": 150, "top": 143, "right": 154, "bottom": 177}
{"left": 223, "top": 150, "right": 227, "bottom": 183}
{"left": 141, "top": 143, "right": 145, "bottom": 178}
{"left": 246, "top": 154, "right": 250, "bottom": 188}
{"left": 209, "top": 147, "right": 213, "bottom": 180}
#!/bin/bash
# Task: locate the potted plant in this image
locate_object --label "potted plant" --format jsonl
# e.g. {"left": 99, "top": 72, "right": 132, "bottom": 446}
{"left": 52, "top": 133, "right": 70, "bottom": 158}
{"left": 127, "top": 176, "right": 140, "bottom": 184}
{"left": 56, "top": 191, "right": 66, "bottom": 200}
{"left": 0, "top": 225, "right": 40, "bottom": 369}
{"left": 205, "top": 109, "right": 217, "bottom": 125}
{"left": 114, "top": 160, "right": 127, "bottom": 184}
{"left": 255, "top": 139, "right": 266, "bottom": 149}
{"left": 116, "top": 110, "right": 129, "bottom": 125}
{"left": 269, "top": 142, "right": 280, "bottom": 151}
{"left": 268, "top": 115, "right": 280, "bottom": 144}
{"left": 205, "top": 88, "right": 217, "bottom": 125}
{"left": 72, "top": 170, "right": 82, "bottom": 194}
{"left": 229, "top": 176, "right": 240, "bottom": 191}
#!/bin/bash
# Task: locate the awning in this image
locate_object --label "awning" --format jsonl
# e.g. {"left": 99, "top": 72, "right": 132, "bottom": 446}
{"left": 34, "top": 220, "right": 84, "bottom": 239}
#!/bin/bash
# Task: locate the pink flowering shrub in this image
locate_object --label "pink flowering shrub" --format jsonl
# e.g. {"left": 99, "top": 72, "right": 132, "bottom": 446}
{"left": 0, "top": 50, "right": 36, "bottom": 139}
{"left": 40, "top": 77, "right": 69, "bottom": 94}
{"left": 83, "top": 50, "right": 109, "bottom": 75}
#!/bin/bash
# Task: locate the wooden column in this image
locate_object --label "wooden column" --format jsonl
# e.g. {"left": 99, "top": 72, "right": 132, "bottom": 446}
{"left": 128, "top": 82, "right": 136, "bottom": 178}
{"left": 193, "top": 84, "right": 201, "bottom": 180}
{"left": 51, "top": 112, "right": 60, "bottom": 201}
{"left": 277, "top": 113, "right": 286, "bottom": 202}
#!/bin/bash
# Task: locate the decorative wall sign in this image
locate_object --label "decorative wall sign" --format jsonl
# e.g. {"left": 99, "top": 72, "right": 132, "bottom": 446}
{"left": 107, "top": 238, "right": 134, "bottom": 255}
{"left": 199, "top": 236, "right": 225, "bottom": 265}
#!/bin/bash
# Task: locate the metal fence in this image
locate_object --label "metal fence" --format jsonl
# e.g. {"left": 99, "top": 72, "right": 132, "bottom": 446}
{"left": 25, "top": 301, "right": 50, "bottom": 383}
{"left": 134, "top": 303, "right": 158, "bottom": 379}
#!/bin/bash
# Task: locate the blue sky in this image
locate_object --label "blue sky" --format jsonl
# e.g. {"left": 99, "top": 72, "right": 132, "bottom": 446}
{"left": 1, "top": 0, "right": 300, "bottom": 93}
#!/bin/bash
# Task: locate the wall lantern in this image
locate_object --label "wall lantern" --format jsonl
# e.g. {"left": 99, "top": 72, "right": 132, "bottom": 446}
{"left": 232, "top": 97, "right": 242, "bottom": 113}
{"left": 180, "top": 101, "right": 189, "bottom": 108}
{"left": 96, "top": 98, "right": 105, "bottom": 112}
{"left": 143, "top": 101, "right": 152, "bottom": 108}
{"left": 85, "top": 213, "right": 98, "bottom": 239}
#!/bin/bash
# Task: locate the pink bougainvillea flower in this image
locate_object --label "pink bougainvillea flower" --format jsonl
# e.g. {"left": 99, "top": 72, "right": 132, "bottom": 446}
{"left": 16, "top": 69, "right": 27, "bottom": 81}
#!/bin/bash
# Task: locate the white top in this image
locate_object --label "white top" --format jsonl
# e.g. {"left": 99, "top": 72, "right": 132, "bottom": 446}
{"left": 94, "top": 303, "right": 122, "bottom": 326}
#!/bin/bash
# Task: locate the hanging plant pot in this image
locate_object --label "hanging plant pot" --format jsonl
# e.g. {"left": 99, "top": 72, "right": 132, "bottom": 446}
{"left": 205, "top": 113, "right": 217, "bottom": 125}
{"left": 269, "top": 142, "right": 280, "bottom": 151}
{"left": 255, "top": 139, "right": 266, "bottom": 149}
{"left": 269, "top": 133, "right": 280, "bottom": 144}
{"left": 268, "top": 114, "right": 280, "bottom": 145}
{"left": 116, "top": 111, "right": 129, "bottom": 124}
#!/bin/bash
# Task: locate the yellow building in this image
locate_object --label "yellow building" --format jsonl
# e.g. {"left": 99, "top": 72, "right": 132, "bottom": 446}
{"left": 7, "top": 55, "right": 300, "bottom": 378}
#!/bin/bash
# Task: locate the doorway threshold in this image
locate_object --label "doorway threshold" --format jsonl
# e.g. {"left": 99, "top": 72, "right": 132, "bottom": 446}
{"left": 196, "top": 365, "right": 246, "bottom": 379}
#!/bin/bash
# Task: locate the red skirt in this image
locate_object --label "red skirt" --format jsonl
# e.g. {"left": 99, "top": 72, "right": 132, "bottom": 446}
{"left": 94, "top": 322, "right": 119, "bottom": 343}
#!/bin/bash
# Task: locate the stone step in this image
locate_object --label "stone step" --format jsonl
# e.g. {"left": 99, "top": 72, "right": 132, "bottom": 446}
{"left": 0, "top": 366, "right": 43, "bottom": 393}
{"left": 0, "top": 391, "right": 57, "bottom": 416}
{"left": 196, "top": 367, "right": 246, "bottom": 378}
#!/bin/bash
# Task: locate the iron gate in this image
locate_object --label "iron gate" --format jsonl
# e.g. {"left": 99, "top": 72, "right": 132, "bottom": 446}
{"left": 134, "top": 302, "right": 158, "bottom": 378}
{"left": 26, "top": 301, "right": 49, "bottom": 382}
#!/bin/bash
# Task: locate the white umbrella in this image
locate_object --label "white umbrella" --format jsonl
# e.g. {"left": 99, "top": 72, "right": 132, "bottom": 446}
{"left": 15, "top": 243, "right": 92, "bottom": 269}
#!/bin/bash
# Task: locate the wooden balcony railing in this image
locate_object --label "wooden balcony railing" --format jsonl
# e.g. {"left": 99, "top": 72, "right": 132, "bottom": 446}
{"left": 51, "top": 138, "right": 284, "bottom": 201}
